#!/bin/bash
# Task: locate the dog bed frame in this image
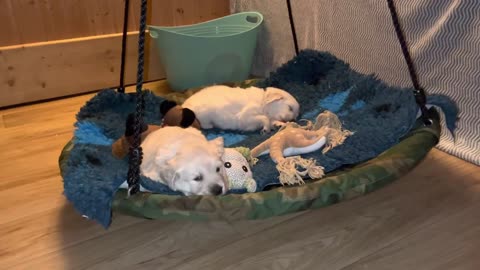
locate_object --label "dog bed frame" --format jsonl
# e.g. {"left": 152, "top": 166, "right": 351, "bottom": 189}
{"left": 59, "top": 0, "right": 445, "bottom": 225}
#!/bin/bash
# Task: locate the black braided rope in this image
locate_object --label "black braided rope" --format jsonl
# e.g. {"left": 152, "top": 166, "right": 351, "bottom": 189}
{"left": 118, "top": 0, "right": 130, "bottom": 93}
{"left": 386, "top": 0, "right": 432, "bottom": 125}
{"left": 126, "top": 0, "right": 148, "bottom": 196}
{"left": 286, "top": 0, "right": 299, "bottom": 55}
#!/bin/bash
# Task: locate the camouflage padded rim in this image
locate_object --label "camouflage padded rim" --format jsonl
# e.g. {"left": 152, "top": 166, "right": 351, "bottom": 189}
{"left": 59, "top": 99, "right": 441, "bottom": 222}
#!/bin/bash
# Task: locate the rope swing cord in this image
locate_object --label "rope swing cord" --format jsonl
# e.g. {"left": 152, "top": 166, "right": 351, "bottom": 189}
{"left": 286, "top": 0, "right": 299, "bottom": 55}
{"left": 126, "top": 0, "right": 148, "bottom": 196}
{"left": 118, "top": 0, "right": 130, "bottom": 94}
{"left": 386, "top": 0, "right": 432, "bottom": 126}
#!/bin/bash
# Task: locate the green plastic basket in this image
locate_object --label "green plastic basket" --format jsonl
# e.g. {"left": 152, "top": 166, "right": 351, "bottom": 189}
{"left": 148, "top": 11, "right": 264, "bottom": 91}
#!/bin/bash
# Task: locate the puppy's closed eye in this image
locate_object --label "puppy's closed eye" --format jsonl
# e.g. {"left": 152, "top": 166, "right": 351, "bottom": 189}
{"left": 193, "top": 174, "right": 203, "bottom": 181}
{"left": 288, "top": 105, "right": 293, "bottom": 112}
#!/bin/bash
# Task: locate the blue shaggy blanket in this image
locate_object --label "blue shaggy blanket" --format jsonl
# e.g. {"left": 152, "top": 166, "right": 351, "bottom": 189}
{"left": 62, "top": 50, "right": 457, "bottom": 228}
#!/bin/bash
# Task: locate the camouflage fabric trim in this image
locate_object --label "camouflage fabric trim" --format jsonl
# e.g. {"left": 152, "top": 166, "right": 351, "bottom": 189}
{"left": 59, "top": 101, "right": 440, "bottom": 222}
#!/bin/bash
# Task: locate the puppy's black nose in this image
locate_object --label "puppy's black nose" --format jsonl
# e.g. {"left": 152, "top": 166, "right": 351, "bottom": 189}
{"left": 210, "top": 184, "right": 223, "bottom": 196}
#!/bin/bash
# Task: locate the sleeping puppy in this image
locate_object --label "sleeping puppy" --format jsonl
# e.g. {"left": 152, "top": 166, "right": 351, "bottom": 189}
{"left": 140, "top": 126, "right": 228, "bottom": 196}
{"left": 182, "top": 85, "right": 300, "bottom": 133}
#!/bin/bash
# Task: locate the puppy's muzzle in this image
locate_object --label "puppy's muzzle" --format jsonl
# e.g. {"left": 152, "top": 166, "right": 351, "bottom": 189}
{"left": 210, "top": 184, "right": 224, "bottom": 196}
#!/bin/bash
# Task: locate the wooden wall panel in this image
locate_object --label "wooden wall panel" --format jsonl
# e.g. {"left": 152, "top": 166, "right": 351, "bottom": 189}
{"left": 0, "top": 32, "right": 164, "bottom": 108}
{"left": 0, "top": 0, "right": 230, "bottom": 107}
{"left": 0, "top": 0, "right": 230, "bottom": 46}
{"left": 8, "top": 0, "right": 49, "bottom": 45}
{"left": 0, "top": 1, "right": 21, "bottom": 46}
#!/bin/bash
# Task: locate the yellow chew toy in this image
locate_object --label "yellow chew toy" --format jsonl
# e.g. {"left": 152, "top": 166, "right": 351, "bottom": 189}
{"left": 251, "top": 110, "right": 353, "bottom": 185}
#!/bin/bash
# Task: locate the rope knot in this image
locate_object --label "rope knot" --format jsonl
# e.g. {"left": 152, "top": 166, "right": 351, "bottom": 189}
{"left": 130, "top": 147, "right": 143, "bottom": 164}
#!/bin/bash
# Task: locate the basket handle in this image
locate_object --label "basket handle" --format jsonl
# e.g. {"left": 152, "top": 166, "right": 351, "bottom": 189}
{"left": 149, "top": 29, "right": 159, "bottom": 39}
{"left": 246, "top": 15, "right": 259, "bottom": 23}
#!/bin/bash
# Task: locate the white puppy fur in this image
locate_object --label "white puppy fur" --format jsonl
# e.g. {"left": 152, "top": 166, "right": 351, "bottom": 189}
{"left": 140, "top": 126, "right": 228, "bottom": 196}
{"left": 182, "top": 85, "right": 300, "bottom": 133}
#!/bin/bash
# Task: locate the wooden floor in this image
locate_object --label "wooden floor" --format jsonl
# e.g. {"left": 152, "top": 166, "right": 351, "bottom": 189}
{"left": 1, "top": 83, "right": 479, "bottom": 270}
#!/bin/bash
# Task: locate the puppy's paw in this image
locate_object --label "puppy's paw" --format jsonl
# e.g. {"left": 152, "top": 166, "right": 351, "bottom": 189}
{"left": 272, "top": 121, "right": 287, "bottom": 129}
{"left": 245, "top": 178, "right": 257, "bottom": 193}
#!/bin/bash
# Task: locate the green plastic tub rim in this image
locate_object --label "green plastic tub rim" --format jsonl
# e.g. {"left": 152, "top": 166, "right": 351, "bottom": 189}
{"left": 148, "top": 11, "right": 264, "bottom": 39}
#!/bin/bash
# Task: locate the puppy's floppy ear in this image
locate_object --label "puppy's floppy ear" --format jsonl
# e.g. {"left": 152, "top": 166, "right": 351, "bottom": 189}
{"left": 151, "top": 141, "right": 180, "bottom": 178}
{"left": 209, "top": 137, "right": 224, "bottom": 157}
{"left": 264, "top": 87, "right": 285, "bottom": 104}
{"left": 159, "top": 159, "right": 180, "bottom": 190}
{"left": 158, "top": 152, "right": 188, "bottom": 192}
{"left": 141, "top": 144, "right": 178, "bottom": 181}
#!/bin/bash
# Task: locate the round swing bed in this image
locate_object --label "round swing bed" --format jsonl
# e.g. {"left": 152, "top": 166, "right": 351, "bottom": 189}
{"left": 58, "top": 0, "right": 451, "bottom": 227}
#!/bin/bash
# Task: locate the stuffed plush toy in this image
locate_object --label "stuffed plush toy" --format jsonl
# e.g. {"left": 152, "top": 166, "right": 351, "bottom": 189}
{"left": 111, "top": 100, "right": 201, "bottom": 159}
{"left": 251, "top": 110, "right": 353, "bottom": 185}
{"left": 159, "top": 100, "right": 201, "bottom": 129}
{"left": 222, "top": 147, "right": 257, "bottom": 192}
